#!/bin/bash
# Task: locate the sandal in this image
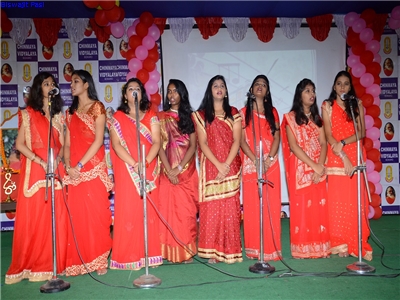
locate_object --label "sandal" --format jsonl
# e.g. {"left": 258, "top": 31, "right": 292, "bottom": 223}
{"left": 208, "top": 258, "right": 219, "bottom": 264}
{"left": 183, "top": 258, "right": 193, "bottom": 264}
{"left": 338, "top": 252, "right": 349, "bottom": 258}
{"left": 96, "top": 268, "right": 108, "bottom": 275}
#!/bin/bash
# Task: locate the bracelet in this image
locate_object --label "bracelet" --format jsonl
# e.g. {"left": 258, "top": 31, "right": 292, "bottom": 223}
{"left": 338, "top": 151, "right": 347, "bottom": 159}
{"left": 340, "top": 140, "right": 346, "bottom": 147}
{"left": 30, "top": 153, "right": 36, "bottom": 161}
{"left": 177, "top": 164, "right": 183, "bottom": 172}
{"left": 66, "top": 166, "right": 71, "bottom": 173}
{"left": 224, "top": 163, "right": 230, "bottom": 168}
{"left": 77, "top": 161, "right": 84, "bottom": 169}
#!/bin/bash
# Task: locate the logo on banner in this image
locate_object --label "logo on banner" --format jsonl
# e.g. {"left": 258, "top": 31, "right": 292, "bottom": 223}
{"left": 84, "top": 63, "right": 92, "bottom": 74}
{"left": 104, "top": 85, "right": 113, "bottom": 103}
{"left": 384, "top": 102, "right": 392, "bottom": 119}
{"left": 1, "top": 41, "right": 10, "bottom": 60}
{"left": 22, "top": 64, "right": 32, "bottom": 82}
{"left": 383, "top": 37, "right": 391, "bottom": 55}
{"left": 63, "top": 41, "right": 72, "bottom": 59}
{"left": 385, "top": 165, "right": 393, "bottom": 183}
{"left": 3, "top": 110, "right": 12, "bottom": 120}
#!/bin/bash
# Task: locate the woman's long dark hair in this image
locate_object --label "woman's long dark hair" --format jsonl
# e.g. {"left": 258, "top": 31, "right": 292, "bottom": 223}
{"left": 68, "top": 69, "right": 99, "bottom": 115}
{"left": 326, "top": 70, "right": 359, "bottom": 121}
{"left": 290, "top": 78, "right": 322, "bottom": 127}
{"left": 244, "top": 74, "right": 278, "bottom": 135}
{"left": 27, "top": 72, "right": 63, "bottom": 115}
{"left": 198, "top": 75, "right": 233, "bottom": 124}
{"left": 163, "top": 79, "right": 194, "bottom": 135}
{"left": 117, "top": 78, "right": 151, "bottom": 114}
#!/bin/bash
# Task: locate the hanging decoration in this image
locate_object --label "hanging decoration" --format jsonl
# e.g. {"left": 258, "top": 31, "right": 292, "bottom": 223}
{"left": 1, "top": 9, "right": 13, "bottom": 36}
{"left": 388, "top": 6, "right": 400, "bottom": 30}
{"left": 33, "top": 18, "right": 62, "bottom": 47}
{"left": 126, "top": 12, "right": 162, "bottom": 110}
{"left": 194, "top": 17, "right": 223, "bottom": 39}
{"left": 306, "top": 14, "right": 333, "bottom": 42}
{"left": 345, "top": 8, "right": 387, "bottom": 219}
{"left": 250, "top": 17, "right": 277, "bottom": 43}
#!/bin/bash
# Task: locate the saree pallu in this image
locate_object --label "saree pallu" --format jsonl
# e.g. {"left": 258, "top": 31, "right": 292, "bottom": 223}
{"left": 64, "top": 101, "right": 113, "bottom": 276}
{"left": 281, "top": 112, "right": 330, "bottom": 259}
{"left": 322, "top": 101, "right": 372, "bottom": 260}
{"left": 239, "top": 107, "right": 282, "bottom": 261}
{"left": 109, "top": 110, "right": 163, "bottom": 270}
{"left": 6, "top": 108, "right": 68, "bottom": 284}
{"left": 193, "top": 108, "right": 243, "bottom": 264}
{"left": 158, "top": 111, "right": 199, "bottom": 263}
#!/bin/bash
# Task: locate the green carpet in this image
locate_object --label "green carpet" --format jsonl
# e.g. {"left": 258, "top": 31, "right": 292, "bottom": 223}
{"left": 1, "top": 217, "right": 399, "bottom": 300}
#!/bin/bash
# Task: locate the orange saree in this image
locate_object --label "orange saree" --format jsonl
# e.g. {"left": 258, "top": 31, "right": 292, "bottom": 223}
{"left": 6, "top": 108, "right": 67, "bottom": 284}
{"left": 109, "top": 110, "right": 163, "bottom": 270}
{"left": 192, "top": 108, "right": 242, "bottom": 264}
{"left": 322, "top": 101, "right": 372, "bottom": 260}
{"left": 240, "top": 107, "right": 282, "bottom": 261}
{"left": 64, "top": 101, "right": 113, "bottom": 276}
{"left": 281, "top": 112, "right": 330, "bottom": 259}
{"left": 158, "top": 111, "right": 199, "bottom": 263}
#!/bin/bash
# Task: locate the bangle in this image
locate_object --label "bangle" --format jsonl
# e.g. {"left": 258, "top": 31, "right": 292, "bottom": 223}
{"left": 338, "top": 151, "right": 347, "bottom": 159}
{"left": 30, "top": 153, "right": 36, "bottom": 161}
{"left": 268, "top": 155, "right": 274, "bottom": 161}
{"left": 77, "top": 161, "right": 84, "bottom": 169}
{"left": 66, "top": 166, "right": 71, "bottom": 173}
{"left": 177, "top": 164, "right": 183, "bottom": 172}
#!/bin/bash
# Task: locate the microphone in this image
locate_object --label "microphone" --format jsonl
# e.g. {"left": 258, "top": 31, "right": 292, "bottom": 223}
{"left": 247, "top": 92, "right": 256, "bottom": 100}
{"left": 340, "top": 93, "right": 356, "bottom": 101}
{"left": 49, "top": 87, "right": 59, "bottom": 96}
{"left": 132, "top": 90, "right": 138, "bottom": 102}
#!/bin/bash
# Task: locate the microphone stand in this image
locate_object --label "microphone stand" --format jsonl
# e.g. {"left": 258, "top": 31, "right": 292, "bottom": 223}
{"left": 345, "top": 100, "right": 375, "bottom": 274}
{"left": 248, "top": 99, "right": 275, "bottom": 274}
{"left": 132, "top": 95, "right": 161, "bottom": 288}
{"left": 40, "top": 94, "right": 71, "bottom": 293}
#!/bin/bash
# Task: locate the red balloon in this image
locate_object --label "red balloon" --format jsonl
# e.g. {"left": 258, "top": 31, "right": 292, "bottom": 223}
{"left": 1, "top": 9, "right": 7, "bottom": 21}
{"left": 118, "top": 7, "right": 125, "bottom": 22}
{"left": 374, "top": 117, "right": 382, "bottom": 129}
{"left": 364, "top": 137, "right": 373, "bottom": 151}
{"left": 352, "top": 43, "right": 365, "bottom": 56}
{"left": 95, "top": 9, "right": 108, "bottom": 27}
{"left": 98, "top": 0, "right": 115, "bottom": 10}
{"left": 143, "top": 58, "right": 156, "bottom": 72}
{"left": 360, "top": 8, "right": 376, "bottom": 26}
{"left": 366, "top": 105, "right": 380, "bottom": 118}
{"left": 368, "top": 181, "right": 376, "bottom": 194}
{"left": 360, "top": 51, "right": 374, "bottom": 66}
{"left": 135, "top": 22, "right": 149, "bottom": 38}
{"left": 372, "top": 206, "right": 382, "bottom": 219}
{"left": 125, "top": 49, "right": 136, "bottom": 61}
{"left": 373, "top": 75, "right": 381, "bottom": 85}
{"left": 103, "top": 24, "right": 111, "bottom": 35}
{"left": 128, "top": 35, "right": 142, "bottom": 51}
{"left": 83, "top": 0, "right": 99, "bottom": 8}
{"left": 370, "top": 194, "right": 382, "bottom": 207}
{"left": 366, "top": 62, "right": 381, "bottom": 76}
{"left": 136, "top": 69, "right": 149, "bottom": 83}
{"left": 367, "top": 148, "right": 380, "bottom": 162}
{"left": 374, "top": 160, "right": 382, "bottom": 172}
{"left": 150, "top": 93, "right": 162, "bottom": 105}
{"left": 353, "top": 83, "right": 365, "bottom": 98}
{"left": 140, "top": 12, "right": 154, "bottom": 27}
{"left": 361, "top": 94, "right": 374, "bottom": 108}
{"left": 105, "top": 6, "right": 121, "bottom": 23}
{"left": 147, "top": 46, "right": 159, "bottom": 61}
{"left": 346, "top": 28, "right": 360, "bottom": 47}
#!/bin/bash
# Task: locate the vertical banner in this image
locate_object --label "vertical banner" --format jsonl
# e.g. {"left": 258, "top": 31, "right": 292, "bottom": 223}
{"left": 379, "top": 27, "right": 400, "bottom": 215}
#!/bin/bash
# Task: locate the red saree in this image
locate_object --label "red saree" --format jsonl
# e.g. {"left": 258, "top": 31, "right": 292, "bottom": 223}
{"left": 158, "top": 111, "right": 199, "bottom": 263}
{"left": 281, "top": 112, "right": 330, "bottom": 259}
{"left": 6, "top": 108, "right": 67, "bottom": 284}
{"left": 109, "top": 110, "right": 163, "bottom": 270}
{"left": 192, "top": 108, "right": 242, "bottom": 264}
{"left": 322, "top": 101, "right": 372, "bottom": 260}
{"left": 240, "top": 107, "right": 282, "bottom": 261}
{"left": 64, "top": 101, "right": 113, "bottom": 276}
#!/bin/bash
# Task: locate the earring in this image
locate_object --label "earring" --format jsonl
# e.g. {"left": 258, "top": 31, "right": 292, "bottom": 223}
{"left": 168, "top": 101, "right": 171, "bottom": 105}
{"left": 124, "top": 98, "right": 127, "bottom": 103}
{"left": 224, "top": 95, "right": 227, "bottom": 98}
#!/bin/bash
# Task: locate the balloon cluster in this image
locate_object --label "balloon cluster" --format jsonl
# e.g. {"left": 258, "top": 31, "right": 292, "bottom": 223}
{"left": 388, "top": 6, "right": 400, "bottom": 30}
{"left": 345, "top": 9, "right": 383, "bottom": 220}
{"left": 1, "top": 9, "right": 13, "bottom": 36}
{"left": 126, "top": 12, "right": 162, "bottom": 110}
{"left": 84, "top": 0, "right": 125, "bottom": 40}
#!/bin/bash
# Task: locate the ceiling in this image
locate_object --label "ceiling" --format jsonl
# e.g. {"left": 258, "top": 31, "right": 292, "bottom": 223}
{"left": 3, "top": 1, "right": 398, "bottom": 19}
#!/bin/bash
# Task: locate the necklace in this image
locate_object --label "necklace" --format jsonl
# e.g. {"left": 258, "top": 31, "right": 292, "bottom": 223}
{"left": 170, "top": 108, "right": 178, "bottom": 113}
{"left": 77, "top": 102, "right": 92, "bottom": 113}
{"left": 305, "top": 112, "right": 311, "bottom": 118}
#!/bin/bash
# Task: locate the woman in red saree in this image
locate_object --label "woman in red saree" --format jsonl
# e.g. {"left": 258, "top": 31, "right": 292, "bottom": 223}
{"left": 239, "top": 75, "right": 282, "bottom": 261}
{"left": 108, "top": 78, "right": 163, "bottom": 270}
{"left": 193, "top": 75, "right": 242, "bottom": 264}
{"left": 321, "top": 71, "right": 372, "bottom": 261}
{"left": 281, "top": 78, "right": 330, "bottom": 259}
{"left": 158, "top": 79, "right": 199, "bottom": 263}
{"left": 64, "top": 70, "right": 113, "bottom": 276}
{"left": 6, "top": 72, "right": 68, "bottom": 284}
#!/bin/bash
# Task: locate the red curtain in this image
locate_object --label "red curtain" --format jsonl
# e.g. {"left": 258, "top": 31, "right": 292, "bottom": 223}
{"left": 306, "top": 14, "right": 333, "bottom": 42}
{"left": 250, "top": 17, "right": 277, "bottom": 43}
{"left": 33, "top": 18, "right": 62, "bottom": 47}
{"left": 194, "top": 17, "right": 223, "bottom": 39}
{"left": 371, "top": 13, "right": 389, "bottom": 41}
{"left": 154, "top": 18, "right": 167, "bottom": 36}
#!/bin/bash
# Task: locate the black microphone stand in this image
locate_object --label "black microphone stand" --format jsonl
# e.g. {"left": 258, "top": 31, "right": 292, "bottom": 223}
{"left": 132, "top": 92, "right": 162, "bottom": 288}
{"left": 40, "top": 93, "right": 70, "bottom": 293}
{"left": 345, "top": 100, "right": 375, "bottom": 274}
{"left": 248, "top": 98, "right": 275, "bottom": 274}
